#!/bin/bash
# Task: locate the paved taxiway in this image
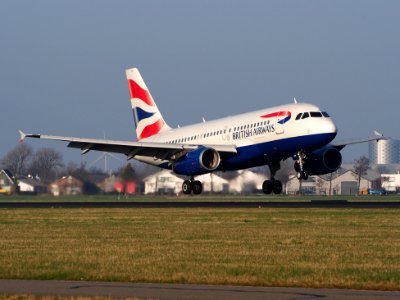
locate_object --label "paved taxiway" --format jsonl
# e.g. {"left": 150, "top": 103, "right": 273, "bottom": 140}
{"left": 0, "top": 280, "right": 399, "bottom": 300}
{"left": 0, "top": 201, "right": 400, "bottom": 208}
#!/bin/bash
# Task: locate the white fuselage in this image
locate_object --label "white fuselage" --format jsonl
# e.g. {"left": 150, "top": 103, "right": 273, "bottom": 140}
{"left": 134, "top": 102, "right": 337, "bottom": 170}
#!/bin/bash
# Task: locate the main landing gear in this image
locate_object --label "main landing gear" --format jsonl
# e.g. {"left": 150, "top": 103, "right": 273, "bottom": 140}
{"left": 262, "top": 162, "right": 283, "bottom": 194}
{"left": 182, "top": 177, "right": 203, "bottom": 195}
{"left": 294, "top": 151, "right": 308, "bottom": 180}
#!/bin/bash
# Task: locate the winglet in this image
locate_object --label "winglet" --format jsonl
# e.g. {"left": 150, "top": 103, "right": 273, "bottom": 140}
{"left": 373, "top": 130, "right": 383, "bottom": 137}
{"left": 293, "top": 97, "right": 298, "bottom": 104}
{"left": 19, "top": 130, "right": 26, "bottom": 142}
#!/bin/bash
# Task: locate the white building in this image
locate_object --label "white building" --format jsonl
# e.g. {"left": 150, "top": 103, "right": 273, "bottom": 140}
{"left": 381, "top": 173, "right": 400, "bottom": 192}
{"left": 286, "top": 170, "right": 372, "bottom": 195}
{"left": 369, "top": 139, "right": 400, "bottom": 164}
{"left": 142, "top": 170, "right": 229, "bottom": 194}
{"left": 17, "top": 177, "right": 47, "bottom": 194}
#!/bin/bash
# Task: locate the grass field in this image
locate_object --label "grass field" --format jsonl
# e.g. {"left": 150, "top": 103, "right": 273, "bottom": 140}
{"left": 0, "top": 207, "right": 399, "bottom": 290}
{"left": 1, "top": 194, "right": 400, "bottom": 202}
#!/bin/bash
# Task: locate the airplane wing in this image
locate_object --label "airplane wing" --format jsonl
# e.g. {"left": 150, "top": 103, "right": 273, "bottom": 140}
{"left": 19, "top": 131, "right": 237, "bottom": 161}
{"left": 331, "top": 131, "right": 387, "bottom": 150}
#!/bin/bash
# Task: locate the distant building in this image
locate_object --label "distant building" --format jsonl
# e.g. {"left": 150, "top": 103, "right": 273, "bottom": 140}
{"left": 286, "top": 170, "right": 372, "bottom": 195}
{"left": 381, "top": 173, "right": 400, "bottom": 193}
{"left": 49, "top": 176, "right": 84, "bottom": 196}
{"left": 17, "top": 176, "right": 47, "bottom": 194}
{"left": 143, "top": 170, "right": 183, "bottom": 195}
{"left": 286, "top": 176, "right": 326, "bottom": 195}
{"left": 143, "top": 170, "right": 229, "bottom": 195}
{"left": 369, "top": 139, "right": 400, "bottom": 165}
{"left": 0, "top": 169, "right": 16, "bottom": 194}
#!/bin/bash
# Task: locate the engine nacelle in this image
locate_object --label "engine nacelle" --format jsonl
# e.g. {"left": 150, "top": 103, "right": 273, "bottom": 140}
{"left": 303, "top": 147, "right": 342, "bottom": 175}
{"left": 173, "top": 147, "right": 221, "bottom": 176}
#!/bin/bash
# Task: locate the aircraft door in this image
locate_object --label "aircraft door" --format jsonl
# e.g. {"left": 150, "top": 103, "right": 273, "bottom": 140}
{"left": 223, "top": 125, "right": 231, "bottom": 141}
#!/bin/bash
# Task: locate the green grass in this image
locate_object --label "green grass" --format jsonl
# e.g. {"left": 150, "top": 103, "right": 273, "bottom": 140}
{"left": 0, "top": 207, "right": 399, "bottom": 290}
{"left": 1, "top": 194, "right": 400, "bottom": 202}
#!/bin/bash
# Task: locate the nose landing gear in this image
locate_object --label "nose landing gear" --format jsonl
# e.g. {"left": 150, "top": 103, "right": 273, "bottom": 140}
{"left": 294, "top": 151, "right": 308, "bottom": 180}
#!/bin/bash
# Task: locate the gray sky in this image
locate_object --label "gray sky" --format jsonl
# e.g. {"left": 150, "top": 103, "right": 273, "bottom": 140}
{"left": 1, "top": 0, "right": 399, "bottom": 171}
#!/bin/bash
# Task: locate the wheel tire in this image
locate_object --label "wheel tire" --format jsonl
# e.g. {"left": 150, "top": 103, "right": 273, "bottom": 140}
{"left": 262, "top": 180, "right": 273, "bottom": 194}
{"left": 192, "top": 180, "right": 203, "bottom": 195}
{"left": 297, "top": 171, "right": 309, "bottom": 180}
{"left": 182, "top": 180, "right": 192, "bottom": 194}
{"left": 272, "top": 180, "right": 283, "bottom": 194}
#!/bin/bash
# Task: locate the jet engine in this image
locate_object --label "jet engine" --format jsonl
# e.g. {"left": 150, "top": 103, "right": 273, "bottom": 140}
{"left": 301, "top": 147, "right": 342, "bottom": 176}
{"left": 173, "top": 147, "right": 221, "bottom": 176}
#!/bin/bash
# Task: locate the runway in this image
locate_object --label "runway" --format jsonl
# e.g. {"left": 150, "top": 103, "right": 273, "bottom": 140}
{"left": 0, "top": 279, "right": 399, "bottom": 300}
{"left": 0, "top": 200, "right": 400, "bottom": 208}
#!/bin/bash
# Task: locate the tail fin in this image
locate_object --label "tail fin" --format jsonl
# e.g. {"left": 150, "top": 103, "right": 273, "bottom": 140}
{"left": 126, "top": 68, "right": 171, "bottom": 140}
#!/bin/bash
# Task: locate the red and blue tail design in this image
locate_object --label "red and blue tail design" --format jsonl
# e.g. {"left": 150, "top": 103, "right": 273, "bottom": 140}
{"left": 126, "top": 68, "right": 171, "bottom": 140}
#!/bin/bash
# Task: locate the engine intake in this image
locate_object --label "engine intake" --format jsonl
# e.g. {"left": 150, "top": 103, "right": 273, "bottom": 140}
{"left": 303, "top": 147, "right": 342, "bottom": 175}
{"left": 173, "top": 147, "right": 220, "bottom": 176}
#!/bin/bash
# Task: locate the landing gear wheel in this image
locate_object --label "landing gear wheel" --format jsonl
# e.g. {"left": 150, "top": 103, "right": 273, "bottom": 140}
{"left": 192, "top": 180, "right": 203, "bottom": 195}
{"left": 297, "top": 171, "right": 308, "bottom": 180}
{"left": 182, "top": 180, "right": 192, "bottom": 194}
{"left": 262, "top": 180, "right": 273, "bottom": 194}
{"left": 272, "top": 180, "right": 283, "bottom": 194}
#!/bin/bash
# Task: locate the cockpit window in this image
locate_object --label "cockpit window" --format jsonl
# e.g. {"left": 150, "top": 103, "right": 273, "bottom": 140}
{"left": 310, "top": 112, "right": 323, "bottom": 117}
{"left": 322, "top": 112, "right": 330, "bottom": 117}
{"left": 295, "top": 113, "right": 302, "bottom": 120}
{"left": 301, "top": 112, "right": 310, "bottom": 119}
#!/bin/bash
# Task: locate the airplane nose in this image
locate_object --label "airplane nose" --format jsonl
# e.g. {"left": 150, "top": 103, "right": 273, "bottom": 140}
{"left": 321, "top": 119, "right": 337, "bottom": 142}
{"left": 312, "top": 118, "right": 337, "bottom": 139}
{"left": 326, "top": 119, "right": 337, "bottom": 134}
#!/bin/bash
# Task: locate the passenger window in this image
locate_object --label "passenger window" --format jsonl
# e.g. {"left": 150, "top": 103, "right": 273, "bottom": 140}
{"left": 295, "top": 113, "right": 302, "bottom": 120}
{"left": 302, "top": 112, "right": 310, "bottom": 119}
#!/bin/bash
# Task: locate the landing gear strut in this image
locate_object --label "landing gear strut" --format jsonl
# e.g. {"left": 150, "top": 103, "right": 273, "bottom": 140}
{"left": 262, "top": 162, "right": 283, "bottom": 194}
{"left": 294, "top": 151, "right": 308, "bottom": 180}
{"left": 182, "top": 177, "right": 203, "bottom": 195}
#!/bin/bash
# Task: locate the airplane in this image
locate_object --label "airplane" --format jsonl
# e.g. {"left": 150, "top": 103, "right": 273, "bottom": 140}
{"left": 19, "top": 67, "right": 385, "bottom": 195}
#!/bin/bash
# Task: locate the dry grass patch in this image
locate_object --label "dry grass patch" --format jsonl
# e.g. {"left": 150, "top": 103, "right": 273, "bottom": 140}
{"left": 0, "top": 208, "right": 399, "bottom": 290}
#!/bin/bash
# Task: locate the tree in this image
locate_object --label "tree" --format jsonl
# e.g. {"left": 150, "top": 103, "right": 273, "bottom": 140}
{"left": 119, "top": 163, "right": 136, "bottom": 182}
{"left": 1, "top": 143, "right": 33, "bottom": 175}
{"left": 354, "top": 156, "right": 370, "bottom": 193}
{"left": 29, "top": 148, "right": 63, "bottom": 183}
{"left": 60, "top": 161, "right": 80, "bottom": 177}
